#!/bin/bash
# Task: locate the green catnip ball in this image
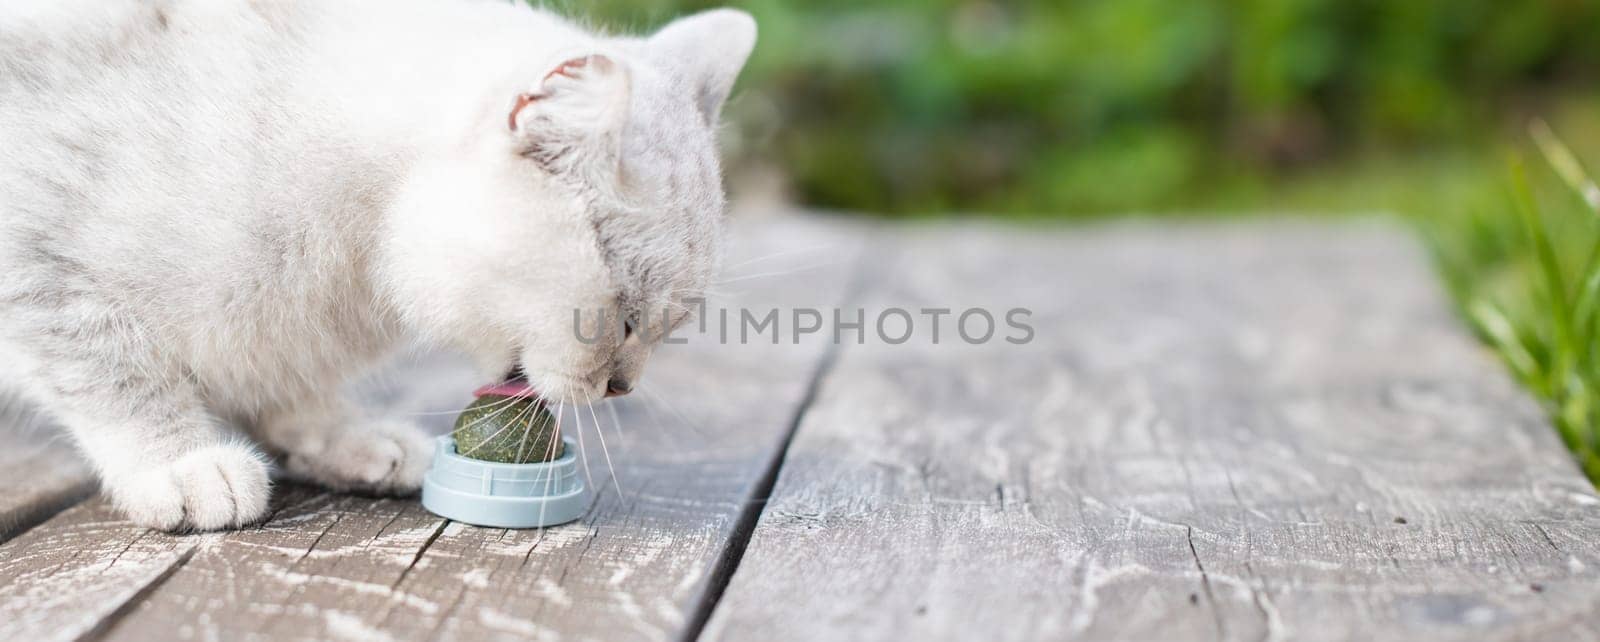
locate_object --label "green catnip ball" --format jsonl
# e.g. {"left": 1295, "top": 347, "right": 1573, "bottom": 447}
{"left": 451, "top": 394, "right": 564, "bottom": 464}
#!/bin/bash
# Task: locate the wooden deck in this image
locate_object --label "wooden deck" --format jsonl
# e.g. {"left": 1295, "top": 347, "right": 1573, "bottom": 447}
{"left": 3, "top": 214, "right": 1599, "bottom": 641}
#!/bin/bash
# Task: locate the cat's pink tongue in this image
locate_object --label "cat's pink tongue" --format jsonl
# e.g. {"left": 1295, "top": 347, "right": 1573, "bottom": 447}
{"left": 474, "top": 381, "right": 537, "bottom": 398}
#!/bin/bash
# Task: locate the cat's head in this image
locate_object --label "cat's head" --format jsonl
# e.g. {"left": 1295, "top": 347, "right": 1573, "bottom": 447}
{"left": 384, "top": 9, "right": 755, "bottom": 404}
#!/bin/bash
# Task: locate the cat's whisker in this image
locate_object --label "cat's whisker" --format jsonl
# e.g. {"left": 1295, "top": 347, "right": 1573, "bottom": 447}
{"left": 554, "top": 400, "right": 566, "bottom": 449}
{"left": 632, "top": 388, "right": 674, "bottom": 437}
{"left": 651, "top": 299, "right": 698, "bottom": 315}
{"left": 714, "top": 261, "right": 836, "bottom": 286}
{"left": 544, "top": 401, "right": 563, "bottom": 465}
{"left": 545, "top": 400, "right": 567, "bottom": 528}
{"left": 582, "top": 393, "right": 631, "bottom": 492}
{"left": 455, "top": 392, "right": 533, "bottom": 431}
{"left": 404, "top": 391, "right": 525, "bottom": 418}
{"left": 573, "top": 392, "right": 595, "bottom": 490}
{"left": 722, "top": 244, "right": 834, "bottom": 272}
{"left": 639, "top": 383, "right": 711, "bottom": 442}
{"left": 582, "top": 392, "right": 611, "bottom": 449}
{"left": 602, "top": 396, "right": 630, "bottom": 450}
{"left": 399, "top": 408, "right": 480, "bottom": 417}
{"left": 508, "top": 394, "right": 541, "bottom": 464}
{"left": 664, "top": 285, "right": 729, "bottom": 301}
{"left": 456, "top": 415, "right": 515, "bottom": 455}
{"left": 398, "top": 397, "right": 520, "bottom": 416}
{"left": 454, "top": 391, "right": 548, "bottom": 456}
{"left": 454, "top": 412, "right": 523, "bottom": 456}
{"left": 583, "top": 390, "right": 625, "bottom": 502}
{"left": 538, "top": 400, "right": 566, "bottom": 529}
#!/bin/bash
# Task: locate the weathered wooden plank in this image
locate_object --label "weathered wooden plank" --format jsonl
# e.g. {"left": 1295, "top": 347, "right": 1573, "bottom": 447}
{"left": 0, "top": 214, "right": 864, "bottom": 642}
{"left": 705, "top": 220, "right": 1600, "bottom": 641}
{"left": 0, "top": 497, "right": 212, "bottom": 641}
{"left": 0, "top": 407, "right": 94, "bottom": 544}
{"left": 98, "top": 487, "right": 449, "bottom": 641}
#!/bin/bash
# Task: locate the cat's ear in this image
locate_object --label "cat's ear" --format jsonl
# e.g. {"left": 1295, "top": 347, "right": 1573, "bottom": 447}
{"left": 508, "top": 53, "right": 631, "bottom": 173}
{"left": 648, "top": 9, "right": 757, "bottom": 125}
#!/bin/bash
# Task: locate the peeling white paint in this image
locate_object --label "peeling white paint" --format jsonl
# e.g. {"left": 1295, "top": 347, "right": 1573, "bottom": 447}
{"left": 323, "top": 610, "right": 396, "bottom": 642}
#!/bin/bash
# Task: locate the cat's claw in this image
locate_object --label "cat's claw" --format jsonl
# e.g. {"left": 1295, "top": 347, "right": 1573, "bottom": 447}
{"left": 111, "top": 444, "right": 273, "bottom": 532}
{"left": 284, "top": 421, "right": 433, "bottom": 495}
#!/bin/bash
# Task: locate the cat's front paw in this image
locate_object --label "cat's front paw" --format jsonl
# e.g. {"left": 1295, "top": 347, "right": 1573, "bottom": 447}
{"left": 285, "top": 421, "right": 433, "bottom": 495}
{"left": 109, "top": 444, "right": 273, "bottom": 532}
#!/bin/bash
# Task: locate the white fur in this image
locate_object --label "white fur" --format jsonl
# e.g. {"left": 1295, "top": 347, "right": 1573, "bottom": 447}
{"left": 0, "top": 0, "right": 754, "bottom": 530}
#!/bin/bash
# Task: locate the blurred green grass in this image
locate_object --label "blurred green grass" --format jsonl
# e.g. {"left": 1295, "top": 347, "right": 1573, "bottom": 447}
{"left": 568, "top": 0, "right": 1600, "bottom": 216}
{"left": 1422, "top": 119, "right": 1600, "bottom": 480}
{"left": 554, "top": 1, "right": 1600, "bottom": 478}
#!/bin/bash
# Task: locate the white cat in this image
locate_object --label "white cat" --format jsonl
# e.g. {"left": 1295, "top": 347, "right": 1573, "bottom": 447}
{"left": 0, "top": 0, "right": 753, "bottom": 530}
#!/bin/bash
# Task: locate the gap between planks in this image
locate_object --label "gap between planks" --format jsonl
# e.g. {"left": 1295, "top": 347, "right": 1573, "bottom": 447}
{"left": 676, "top": 241, "right": 881, "bottom": 642}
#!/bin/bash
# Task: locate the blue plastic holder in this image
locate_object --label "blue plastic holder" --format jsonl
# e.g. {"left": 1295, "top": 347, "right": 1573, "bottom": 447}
{"left": 421, "top": 435, "right": 587, "bottom": 528}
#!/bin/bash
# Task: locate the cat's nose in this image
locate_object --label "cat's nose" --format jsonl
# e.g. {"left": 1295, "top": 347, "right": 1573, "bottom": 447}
{"left": 605, "top": 377, "right": 633, "bottom": 397}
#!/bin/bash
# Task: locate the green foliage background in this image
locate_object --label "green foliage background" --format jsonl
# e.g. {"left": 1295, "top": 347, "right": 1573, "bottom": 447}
{"left": 573, "top": 0, "right": 1600, "bottom": 216}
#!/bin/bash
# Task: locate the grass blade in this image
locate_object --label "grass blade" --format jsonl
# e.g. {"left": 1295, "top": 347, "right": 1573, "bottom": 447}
{"left": 1468, "top": 299, "right": 1542, "bottom": 388}
{"left": 1531, "top": 119, "right": 1600, "bottom": 214}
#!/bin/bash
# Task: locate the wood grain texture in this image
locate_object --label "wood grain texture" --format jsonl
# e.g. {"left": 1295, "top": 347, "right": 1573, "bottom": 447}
{"left": 0, "top": 215, "right": 866, "bottom": 642}
{"left": 0, "top": 498, "right": 212, "bottom": 641}
{"left": 704, "top": 220, "right": 1600, "bottom": 642}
